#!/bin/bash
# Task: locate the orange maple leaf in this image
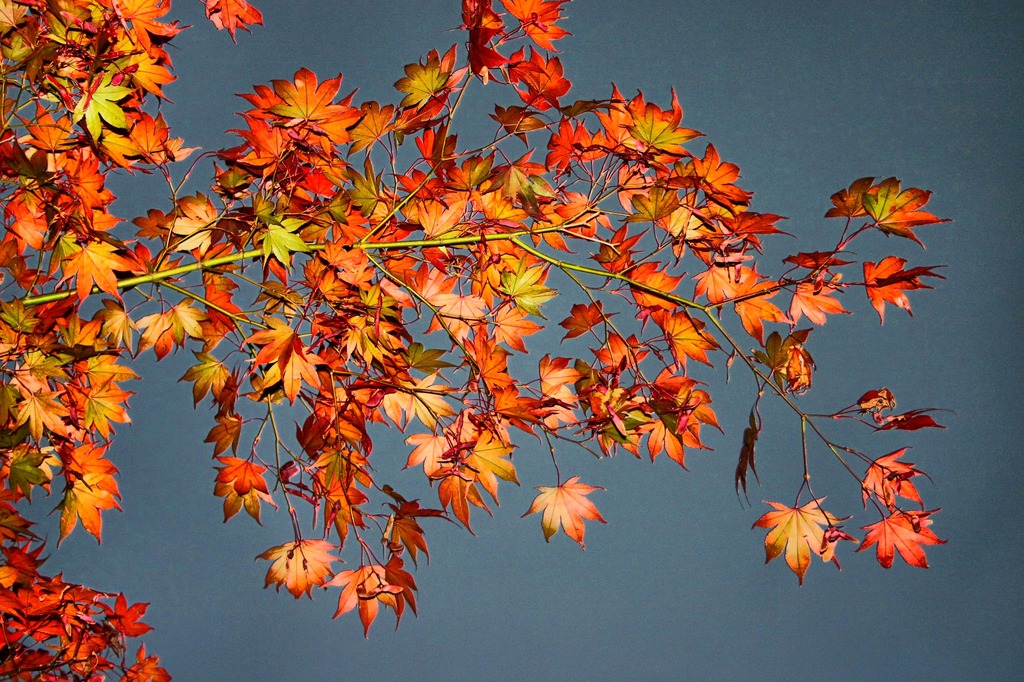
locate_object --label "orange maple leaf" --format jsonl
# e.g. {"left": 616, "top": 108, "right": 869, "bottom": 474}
{"left": 125, "top": 644, "right": 171, "bottom": 682}
{"left": 500, "top": 0, "right": 570, "bottom": 51}
{"left": 203, "top": 0, "right": 263, "bottom": 41}
{"left": 60, "top": 241, "right": 135, "bottom": 301}
{"left": 861, "top": 448, "right": 925, "bottom": 511}
{"left": 258, "top": 538, "right": 338, "bottom": 598}
{"left": 652, "top": 309, "right": 718, "bottom": 368}
{"left": 507, "top": 48, "right": 570, "bottom": 111}
{"left": 559, "top": 302, "right": 609, "bottom": 340}
{"left": 788, "top": 282, "right": 848, "bottom": 326}
{"left": 825, "top": 176, "right": 874, "bottom": 219}
{"left": 523, "top": 476, "right": 606, "bottom": 548}
{"left": 752, "top": 497, "right": 853, "bottom": 584}
{"left": 79, "top": 377, "right": 134, "bottom": 439}
{"left": 329, "top": 556, "right": 417, "bottom": 637}
{"left": 385, "top": 500, "right": 445, "bottom": 567}
{"left": 214, "top": 456, "right": 276, "bottom": 523}
{"left": 492, "top": 305, "right": 542, "bottom": 352}
{"left": 863, "top": 256, "right": 944, "bottom": 324}
{"left": 857, "top": 509, "right": 945, "bottom": 568}
{"left": 246, "top": 319, "right": 322, "bottom": 403}
{"left": 731, "top": 266, "right": 788, "bottom": 344}
{"left": 58, "top": 442, "right": 122, "bottom": 544}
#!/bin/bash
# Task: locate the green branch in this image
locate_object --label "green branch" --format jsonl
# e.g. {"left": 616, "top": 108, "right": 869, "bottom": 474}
{"left": 16, "top": 223, "right": 591, "bottom": 308}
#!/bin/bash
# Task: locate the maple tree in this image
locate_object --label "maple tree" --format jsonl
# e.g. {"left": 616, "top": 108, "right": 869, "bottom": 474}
{"left": 0, "top": 0, "right": 951, "bottom": 676}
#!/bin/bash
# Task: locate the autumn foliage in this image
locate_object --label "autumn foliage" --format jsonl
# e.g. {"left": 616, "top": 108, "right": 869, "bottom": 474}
{"left": 0, "top": 0, "right": 949, "bottom": 677}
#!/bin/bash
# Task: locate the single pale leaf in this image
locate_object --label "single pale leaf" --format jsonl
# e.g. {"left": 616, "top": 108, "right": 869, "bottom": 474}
{"left": 523, "top": 476, "right": 606, "bottom": 548}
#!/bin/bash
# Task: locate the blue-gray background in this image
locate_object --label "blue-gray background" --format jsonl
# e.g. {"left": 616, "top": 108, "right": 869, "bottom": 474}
{"left": 44, "top": 2, "right": 1022, "bottom": 680}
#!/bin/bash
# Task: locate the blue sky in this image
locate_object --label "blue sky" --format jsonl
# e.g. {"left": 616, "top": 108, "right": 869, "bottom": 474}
{"left": 46, "top": 1, "right": 1022, "bottom": 680}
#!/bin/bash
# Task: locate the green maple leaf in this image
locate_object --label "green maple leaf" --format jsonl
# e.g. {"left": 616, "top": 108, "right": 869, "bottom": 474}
{"left": 73, "top": 72, "right": 133, "bottom": 139}
{"left": 501, "top": 260, "right": 556, "bottom": 317}
{"left": 261, "top": 218, "right": 310, "bottom": 264}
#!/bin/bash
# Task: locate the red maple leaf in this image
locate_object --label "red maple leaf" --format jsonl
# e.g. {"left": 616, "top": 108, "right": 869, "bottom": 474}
{"left": 857, "top": 509, "right": 945, "bottom": 568}
{"left": 203, "top": 0, "right": 263, "bottom": 41}
{"left": 863, "top": 256, "right": 944, "bottom": 324}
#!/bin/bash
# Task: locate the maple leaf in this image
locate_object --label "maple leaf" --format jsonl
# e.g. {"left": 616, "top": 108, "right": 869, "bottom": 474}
{"left": 214, "top": 456, "right": 276, "bottom": 523}
{"left": 783, "top": 251, "right": 854, "bottom": 270}
{"left": 862, "top": 448, "right": 926, "bottom": 511}
{"left": 268, "top": 68, "right": 361, "bottom": 143}
{"left": 15, "top": 391, "right": 70, "bottom": 442}
{"left": 788, "top": 282, "right": 848, "bottom": 326}
{"left": 731, "top": 267, "right": 788, "bottom": 344}
{"left": 752, "top": 498, "right": 852, "bottom": 584}
{"left": 137, "top": 302, "right": 208, "bottom": 359}
{"left": 385, "top": 500, "right": 445, "bottom": 566}
{"left": 684, "top": 143, "right": 752, "bottom": 206}
{"left": 94, "top": 299, "right": 137, "bottom": 348}
{"left": 169, "top": 192, "right": 219, "bottom": 253}
{"left": 645, "top": 415, "right": 688, "bottom": 468}
{"left": 539, "top": 354, "right": 581, "bottom": 405}
{"left": 395, "top": 49, "right": 456, "bottom": 109}
{"left": 492, "top": 306, "right": 542, "bottom": 352}
{"left": 258, "top": 539, "right": 338, "bottom": 598}
{"left": 652, "top": 309, "right": 718, "bottom": 368}
{"left": 81, "top": 377, "right": 134, "bottom": 439}
{"left": 500, "top": 260, "right": 556, "bottom": 316}
{"left": 559, "top": 302, "right": 609, "bottom": 340}
{"left": 857, "top": 387, "right": 897, "bottom": 413}
{"left": 3, "top": 447, "right": 53, "bottom": 502}
{"left": 261, "top": 218, "right": 311, "bottom": 265}
{"left": 693, "top": 264, "right": 740, "bottom": 305}
{"left": 58, "top": 442, "right": 122, "bottom": 544}
{"left": 754, "top": 330, "right": 815, "bottom": 394}
{"left": 508, "top": 48, "right": 571, "bottom": 111}
{"left": 501, "top": 0, "right": 570, "bottom": 51}
{"left": 181, "top": 352, "right": 231, "bottom": 406}
{"left": 863, "top": 256, "right": 944, "bottom": 324}
{"left": 626, "top": 89, "right": 701, "bottom": 157}
{"left": 125, "top": 644, "right": 171, "bottom": 682}
{"left": 438, "top": 474, "right": 490, "bottom": 531}
{"left": 862, "top": 177, "right": 949, "bottom": 246}
{"left": 628, "top": 186, "right": 680, "bottom": 224}
{"left": 408, "top": 374, "right": 455, "bottom": 429}
{"left": 466, "top": 429, "right": 520, "bottom": 503}
{"left": 73, "top": 72, "right": 133, "bottom": 139}
{"left": 206, "top": 413, "right": 243, "bottom": 456}
{"left": 348, "top": 101, "right": 396, "bottom": 154}
{"left": 405, "top": 432, "right": 447, "bottom": 477}
{"left": 874, "top": 409, "right": 945, "bottom": 432}
{"left": 546, "top": 118, "right": 595, "bottom": 172}
{"left": 628, "top": 262, "right": 684, "bottom": 311}
{"left": 60, "top": 241, "right": 135, "bottom": 301}
{"left": 246, "top": 319, "right": 322, "bottom": 403}
{"left": 102, "top": 594, "right": 153, "bottom": 638}
{"left": 204, "top": 0, "right": 263, "bottom": 41}
{"left": 330, "top": 557, "right": 417, "bottom": 636}
{"left": 125, "top": 48, "right": 175, "bottom": 99}
{"left": 523, "top": 476, "right": 606, "bottom": 548}
{"left": 734, "top": 412, "right": 760, "bottom": 497}
{"left": 463, "top": 0, "right": 508, "bottom": 80}
{"left": 113, "top": 0, "right": 182, "bottom": 50}
{"left": 825, "top": 176, "right": 874, "bottom": 218}
{"left": 857, "top": 509, "right": 945, "bottom": 568}
{"left": 492, "top": 104, "right": 548, "bottom": 140}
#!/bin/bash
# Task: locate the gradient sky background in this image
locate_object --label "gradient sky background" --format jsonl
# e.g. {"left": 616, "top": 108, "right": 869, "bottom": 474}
{"left": 43, "top": 1, "right": 1022, "bottom": 680}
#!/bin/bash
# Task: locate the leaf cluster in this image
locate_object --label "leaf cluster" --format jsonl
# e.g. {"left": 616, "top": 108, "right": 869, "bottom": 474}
{"left": 0, "top": 0, "right": 950, "bottom": 665}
